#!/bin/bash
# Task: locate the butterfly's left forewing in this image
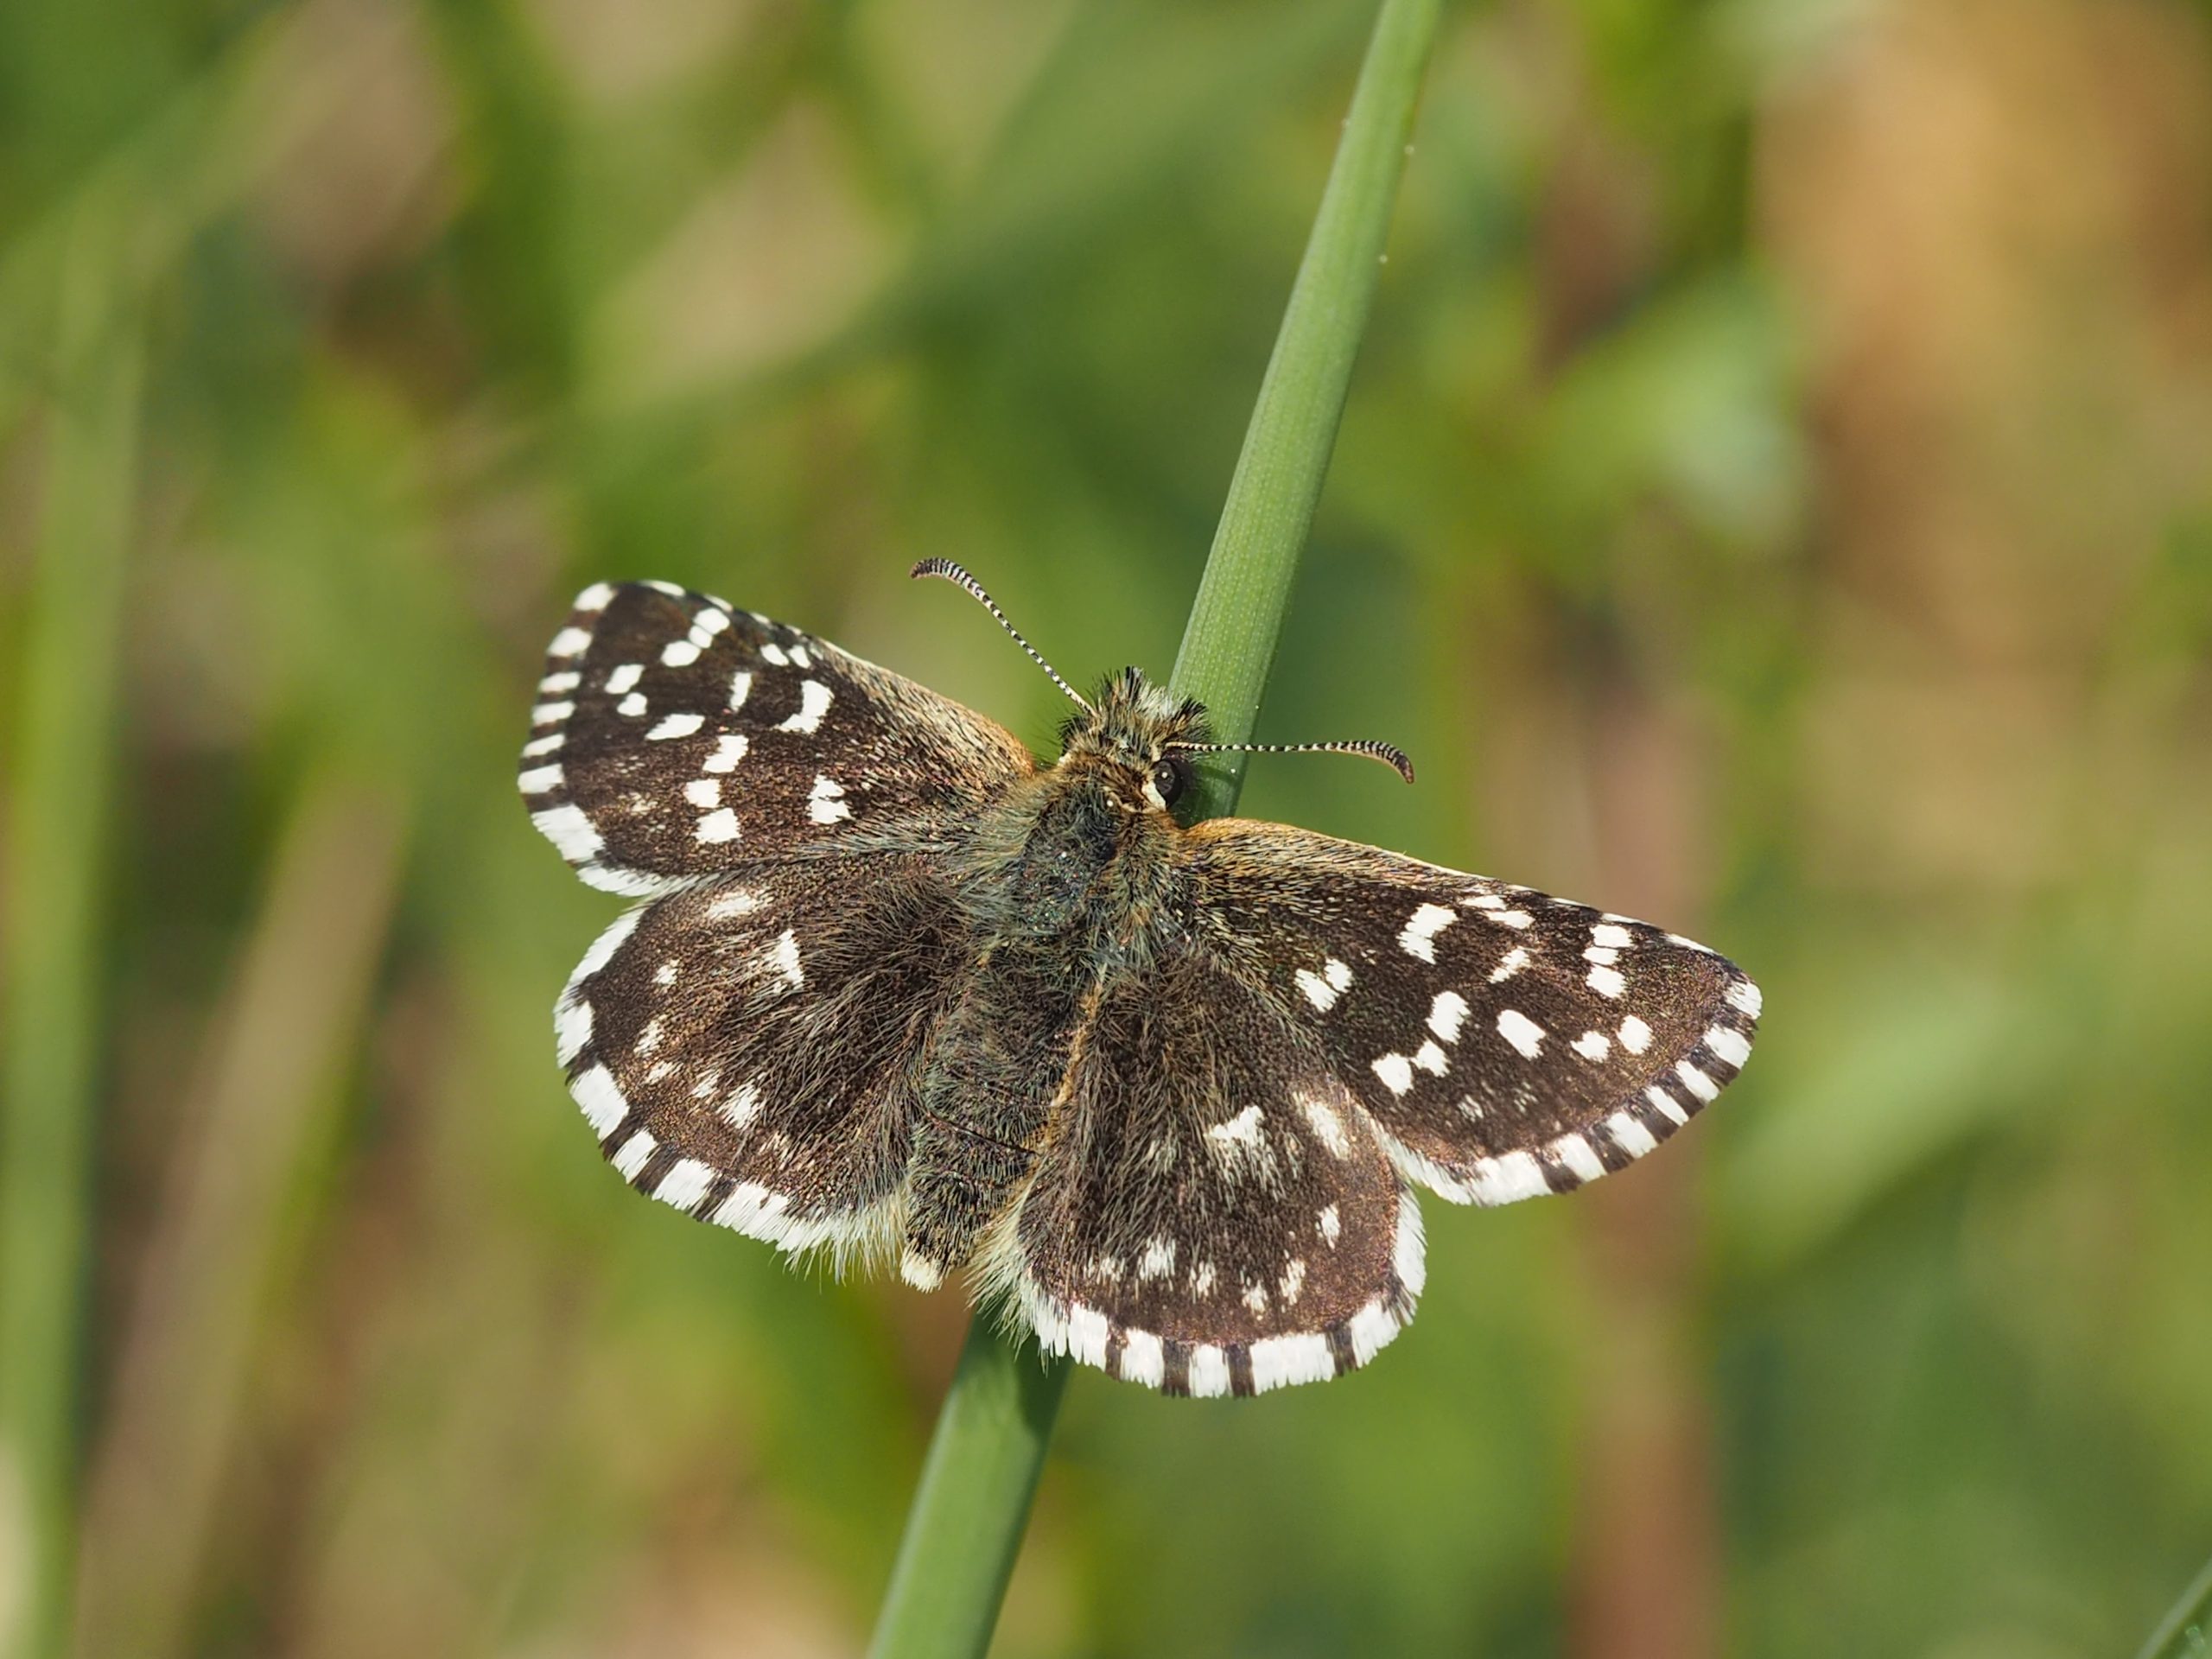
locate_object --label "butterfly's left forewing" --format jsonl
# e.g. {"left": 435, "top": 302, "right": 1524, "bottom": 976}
{"left": 1180, "top": 819, "right": 1760, "bottom": 1207}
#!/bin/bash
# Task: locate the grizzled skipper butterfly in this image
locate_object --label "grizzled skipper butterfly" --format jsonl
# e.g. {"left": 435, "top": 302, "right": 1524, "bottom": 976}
{"left": 519, "top": 563, "right": 1760, "bottom": 1396}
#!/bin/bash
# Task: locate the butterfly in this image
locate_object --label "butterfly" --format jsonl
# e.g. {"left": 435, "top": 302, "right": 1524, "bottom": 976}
{"left": 519, "top": 563, "right": 1760, "bottom": 1396}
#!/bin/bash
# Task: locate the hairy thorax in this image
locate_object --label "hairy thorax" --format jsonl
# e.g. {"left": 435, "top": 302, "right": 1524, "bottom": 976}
{"left": 904, "top": 758, "right": 1185, "bottom": 1280}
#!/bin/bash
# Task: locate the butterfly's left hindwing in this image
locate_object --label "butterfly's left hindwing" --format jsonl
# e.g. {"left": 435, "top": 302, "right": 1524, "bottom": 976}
{"left": 520, "top": 581, "right": 1034, "bottom": 893}
{"left": 1181, "top": 820, "right": 1761, "bottom": 1206}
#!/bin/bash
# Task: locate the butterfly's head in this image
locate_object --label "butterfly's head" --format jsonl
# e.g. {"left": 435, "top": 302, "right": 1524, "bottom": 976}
{"left": 911, "top": 559, "right": 1416, "bottom": 806}
{"left": 1058, "top": 666, "right": 1210, "bottom": 811}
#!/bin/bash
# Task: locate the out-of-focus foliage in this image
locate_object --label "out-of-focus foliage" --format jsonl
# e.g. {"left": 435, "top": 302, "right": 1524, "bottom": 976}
{"left": 3, "top": 0, "right": 2209, "bottom": 1655}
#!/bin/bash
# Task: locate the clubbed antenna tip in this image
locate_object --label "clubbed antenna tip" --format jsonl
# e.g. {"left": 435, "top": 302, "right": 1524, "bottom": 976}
{"left": 1171, "top": 738, "right": 1415, "bottom": 785}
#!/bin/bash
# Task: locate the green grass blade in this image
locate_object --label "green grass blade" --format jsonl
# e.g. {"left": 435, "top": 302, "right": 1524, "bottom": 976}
{"left": 2137, "top": 1552, "right": 2212, "bottom": 1659}
{"left": 865, "top": 1322, "right": 1068, "bottom": 1659}
{"left": 1171, "top": 0, "right": 1442, "bottom": 819}
{"left": 0, "top": 214, "right": 143, "bottom": 1659}
{"left": 867, "top": 4, "right": 1440, "bottom": 1655}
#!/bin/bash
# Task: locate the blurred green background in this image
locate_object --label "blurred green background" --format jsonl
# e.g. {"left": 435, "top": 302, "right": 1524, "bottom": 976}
{"left": 4, "top": 0, "right": 2211, "bottom": 1655}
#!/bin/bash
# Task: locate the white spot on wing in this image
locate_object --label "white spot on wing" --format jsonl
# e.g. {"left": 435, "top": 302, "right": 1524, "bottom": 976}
{"left": 611, "top": 1129, "right": 657, "bottom": 1180}
{"left": 1318, "top": 1204, "right": 1341, "bottom": 1245}
{"left": 720, "top": 1082, "right": 761, "bottom": 1128}
{"left": 1587, "top": 963, "right": 1628, "bottom": 999}
{"left": 1186, "top": 1344, "right": 1231, "bottom": 1397}
{"left": 1489, "top": 946, "right": 1529, "bottom": 983}
{"left": 646, "top": 711, "right": 704, "bottom": 741}
{"left": 547, "top": 626, "right": 592, "bottom": 658}
{"left": 1067, "top": 1306, "right": 1109, "bottom": 1368}
{"left": 1413, "top": 1040, "right": 1448, "bottom": 1075}
{"left": 1618, "top": 1014, "right": 1653, "bottom": 1054}
{"left": 1470, "top": 1148, "right": 1549, "bottom": 1205}
{"left": 532, "top": 803, "right": 603, "bottom": 862}
{"left": 1300, "top": 1094, "right": 1351, "bottom": 1157}
{"left": 808, "top": 775, "right": 851, "bottom": 824}
{"left": 702, "top": 734, "right": 748, "bottom": 773}
{"left": 1137, "top": 1237, "right": 1176, "bottom": 1281}
{"left": 616, "top": 692, "right": 647, "bottom": 718}
{"left": 1205, "top": 1103, "right": 1263, "bottom": 1148}
{"left": 1675, "top": 1061, "right": 1719, "bottom": 1103}
{"left": 768, "top": 930, "right": 804, "bottom": 990}
{"left": 530, "top": 701, "right": 574, "bottom": 726}
{"left": 572, "top": 1065, "right": 627, "bottom": 1139}
{"left": 695, "top": 808, "right": 740, "bottom": 843}
{"left": 1605, "top": 1110, "right": 1658, "bottom": 1157}
{"left": 1427, "top": 990, "right": 1469, "bottom": 1043}
{"left": 1572, "top": 1030, "right": 1611, "bottom": 1061}
{"left": 1554, "top": 1134, "right": 1605, "bottom": 1184}
{"left": 1121, "top": 1329, "right": 1166, "bottom": 1388}
{"left": 684, "top": 779, "right": 721, "bottom": 809}
{"left": 606, "top": 663, "right": 644, "bottom": 695}
{"left": 1398, "top": 902, "right": 1457, "bottom": 962}
{"left": 760, "top": 642, "right": 790, "bottom": 667}
{"left": 571, "top": 907, "right": 642, "bottom": 982}
{"left": 706, "top": 888, "right": 761, "bottom": 918}
{"left": 1592, "top": 923, "right": 1635, "bottom": 950}
{"left": 1707, "top": 1026, "right": 1752, "bottom": 1069}
{"left": 728, "top": 671, "right": 753, "bottom": 711}
{"left": 1497, "top": 1008, "right": 1545, "bottom": 1058}
{"left": 1727, "top": 978, "right": 1763, "bottom": 1018}
{"left": 777, "top": 680, "right": 833, "bottom": 734}
{"left": 661, "top": 640, "right": 702, "bottom": 668}
{"left": 518, "top": 763, "right": 563, "bottom": 796}
{"left": 1250, "top": 1332, "right": 1334, "bottom": 1391}
{"left": 655, "top": 1158, "right": 715, "bottom": 1211}
{"left": 1296, "top": 960, "right": 1351, "bottom": 1012}
{"left": 555, "top": 998, "right": 592, "bottom": 1065}
{"left": 1371, "top": 1052, "right": 1414, "bottom": 1096}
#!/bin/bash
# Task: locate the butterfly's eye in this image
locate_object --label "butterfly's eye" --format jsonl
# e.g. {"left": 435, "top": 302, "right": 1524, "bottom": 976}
{"left": 1146, "top": 757, "right": 1187, "bottom": 810}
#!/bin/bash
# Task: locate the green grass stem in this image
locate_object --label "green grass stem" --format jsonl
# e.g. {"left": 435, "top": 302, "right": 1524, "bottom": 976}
{"left": 0, "top": 214, "right": 143, "bottom": 1659}
{"left": 866, "top": 3, "right": 1439, "bottom": 1654}
{"left": 2138, "top": 1553, "right": 2212, "bottom": 1659}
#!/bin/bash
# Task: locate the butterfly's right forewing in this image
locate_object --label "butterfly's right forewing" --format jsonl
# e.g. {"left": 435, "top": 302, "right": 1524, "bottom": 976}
{"left": 1182, "top": 819, "right": 1760, "bottom": 1206}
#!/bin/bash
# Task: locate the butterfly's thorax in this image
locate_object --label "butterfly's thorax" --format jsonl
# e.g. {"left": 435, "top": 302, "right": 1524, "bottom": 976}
{"left": 904, "top": 754, "right": 1185, "bottom": 1278}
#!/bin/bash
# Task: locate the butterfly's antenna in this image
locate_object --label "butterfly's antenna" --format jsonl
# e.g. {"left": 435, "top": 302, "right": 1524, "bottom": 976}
{"left": 911, "top": 559, "right": 1093, "bottom": 713}
{"left": 1170, "top": 739, "right": 1416, "bottom": 785}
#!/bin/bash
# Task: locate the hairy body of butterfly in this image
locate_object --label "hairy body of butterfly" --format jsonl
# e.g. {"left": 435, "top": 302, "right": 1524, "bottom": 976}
{"left": 520, "top": 575, "right": 1761, "bottom": 1396}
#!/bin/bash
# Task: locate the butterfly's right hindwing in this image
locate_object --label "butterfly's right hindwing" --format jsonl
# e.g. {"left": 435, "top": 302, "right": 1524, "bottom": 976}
{"left": 998, "top": 955, "right": 1422, "bottom": 1397}
{"left": 520, "top": 581, "right": 1034, "bottom": 893}
{"left": 556, "top": 856, "right": 975, "bottom": 1267}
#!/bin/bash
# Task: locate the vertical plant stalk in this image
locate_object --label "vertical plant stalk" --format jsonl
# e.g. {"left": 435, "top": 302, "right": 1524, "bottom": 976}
{"left": 1171, "top": 0, "right": 1441, "bottom": 818}
{"left": 0, "top": 217, "right": 143, "bottom": 1659}
{"left": 2137, "top": 1552, "right": 2212, "bottom": 1659}
{"left": 73, "top": 772, "right": 408, "bottom": 1659}
{"left": 867, "top": 3, "right": 1440, "bottom": 1656}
